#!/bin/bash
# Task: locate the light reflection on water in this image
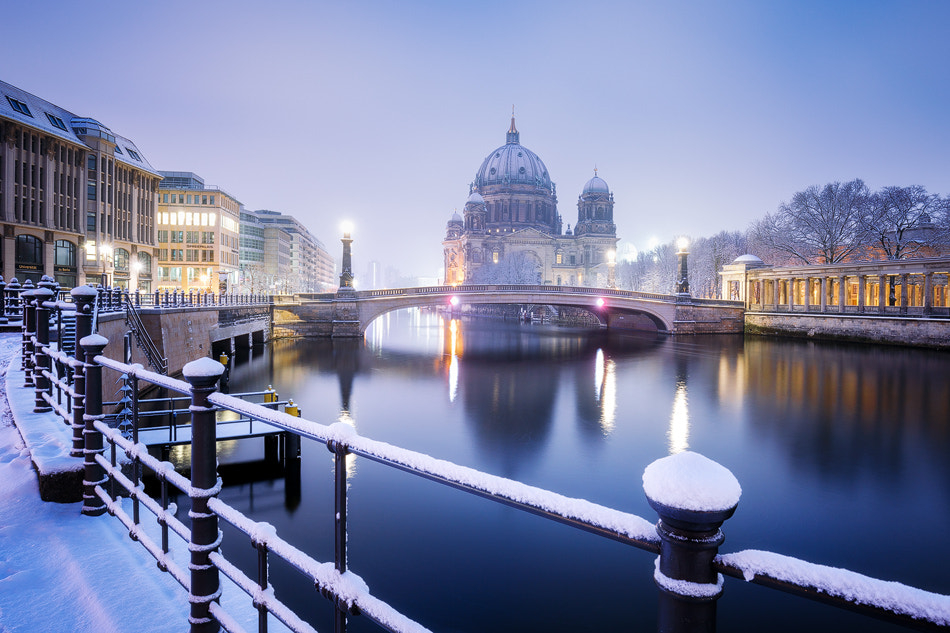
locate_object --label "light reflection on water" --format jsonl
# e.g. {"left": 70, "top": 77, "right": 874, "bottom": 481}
{"left": 220, "top": 309, "right": 950, "bottom": 633}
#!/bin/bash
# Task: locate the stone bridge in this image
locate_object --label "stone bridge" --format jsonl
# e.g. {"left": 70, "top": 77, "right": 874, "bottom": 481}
{"left": 272, "top": 284, "right": 745, "bottom": 337}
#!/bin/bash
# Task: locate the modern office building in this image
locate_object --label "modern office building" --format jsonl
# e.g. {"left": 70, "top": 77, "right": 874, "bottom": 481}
{"left": 443, "top": 116, "right": 619, "bottom": 287}
{"left": 0, "top": 80, "right": 160, "bottom": 289}
{"left": 156, "top": 172, "right": 241, "bottom": 293}
{"left": 240, "top": 209, "right": 333, "bottom": 293}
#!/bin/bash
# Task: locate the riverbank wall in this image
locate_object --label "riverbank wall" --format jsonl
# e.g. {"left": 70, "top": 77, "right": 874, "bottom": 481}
{"left": 745, "top": 312, "right": 950, "bottom": 350}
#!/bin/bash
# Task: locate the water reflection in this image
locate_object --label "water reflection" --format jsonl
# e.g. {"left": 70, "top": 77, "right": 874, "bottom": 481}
{"left": 221, "top": 311, "right": 950, "bottom": 633}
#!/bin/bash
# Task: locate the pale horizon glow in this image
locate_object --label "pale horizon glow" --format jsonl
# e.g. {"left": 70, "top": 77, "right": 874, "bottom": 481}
{"left": 5, "top": 1, "right": 950, "bottom": 278}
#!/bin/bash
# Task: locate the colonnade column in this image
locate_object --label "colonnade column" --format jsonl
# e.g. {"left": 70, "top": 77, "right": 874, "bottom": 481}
{"left": 879, "top": 275, "right": 887, "bottom": 313}
{"left": 772, "top": 278, "right": 780, "bottom": 307}
{"left": 900, "top": 274, "right": 909, "bottom": 315}
{"left": 787, "top": 278, "right": 795, "bottom": 311}
{"left": 838, "top": 275, "right": 847, "bottom": 313}
{"left": 924, "top": 273, "right": 933, "bottom": 316}
{"left": 803, "top": 278, "right": 811, "bottom": 312}
{"left": 819, "top": 277, "right": 827, "bottom": 312}
{"left": 857, "top": 275, "right": 866, "bottom": 312}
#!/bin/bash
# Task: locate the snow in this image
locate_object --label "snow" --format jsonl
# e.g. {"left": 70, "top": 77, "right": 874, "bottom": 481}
{"left": 182, "top": 356, "right": 226, "bottom": 380}
{"left": 718, "top": 550, "right": 950, "bottom": 626}
{"left": 654, "top": 557, "right": 724, "bottom": 599}
{"left": 0, "top": 334, "right": 286, "bottom": 632}
{"left": 642, "top": 451, "right": 741, "bottom": 512}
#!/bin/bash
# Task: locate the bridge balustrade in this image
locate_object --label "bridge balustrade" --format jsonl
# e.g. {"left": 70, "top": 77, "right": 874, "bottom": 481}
{"left": 14, "top": 285, "right": 949, "bottom": 633}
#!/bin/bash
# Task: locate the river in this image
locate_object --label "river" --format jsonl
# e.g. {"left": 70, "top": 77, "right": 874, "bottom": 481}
{"left": 209, "top": 308, "right": 950, "bottom": 632}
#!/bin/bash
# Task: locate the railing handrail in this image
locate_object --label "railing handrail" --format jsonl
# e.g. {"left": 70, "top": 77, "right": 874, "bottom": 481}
{"left": 82, "top": 352, "right": 950, "bottom": 632}
{"left": 123, "top": 294, "right": 168, "bottom": 375}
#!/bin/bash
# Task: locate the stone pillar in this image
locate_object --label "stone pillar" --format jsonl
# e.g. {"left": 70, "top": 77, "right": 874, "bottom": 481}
{"left": 787, "top": 278, "right": 795, "bottom": 311}
{"left": 819, "top": 277, "right": 827, "bottom": 312}
{"left": 772, "top": 278, "right": 780, "bottom": 307}
{"left": 644, "top": 452, "right": 741, "bottom": 633}
{"left": 182, "top": 357, "right": 226, "bottom": 633}
{"left": 879, "top": 274, "right": 887, "bottom": 313}
{"left": 803, "top": 277, "right": 811, "bottom": 312}
{"left": 924, "top": 273, "right": 933, "bottom": 316}
{"left": 857, "top": 275, "right": 866, "bottom": 312}
{"left": 900, "top": 273, "right": 909, "bottom": 315}
{"left": 838, "top": 275, "right": 847, "bottom": 313}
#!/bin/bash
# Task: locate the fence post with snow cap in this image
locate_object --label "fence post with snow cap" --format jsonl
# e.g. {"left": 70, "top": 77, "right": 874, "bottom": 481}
{"left": 80, "top": 334, "right": 109, "bottom": 517}
{"left": 32, "top": 287, "right": 54, "bottom": 413}
{"left": 69, "top": 286, "right": 98, "bottom": 457}
{"left": 21, "top": 288, "right": 36, "bottom": 384}
{"left": 183, "top": 357, "right": 226, "bottom": 633}
{"left": 643, "top": 451, "right": 741, "bottom": 633}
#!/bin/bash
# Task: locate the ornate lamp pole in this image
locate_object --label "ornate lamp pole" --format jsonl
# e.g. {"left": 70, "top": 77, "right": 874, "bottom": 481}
{"left": 338, "top": 223, "right": 355, "bottom": 293}
{"left": 676, "top": 238, "right": 691, "bottom": 298}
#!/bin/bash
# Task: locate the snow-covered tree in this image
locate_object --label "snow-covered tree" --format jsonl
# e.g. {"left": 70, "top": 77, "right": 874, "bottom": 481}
{"left": 863, "top": 185, "right": 947, "bottom": 260}
{"left": 753, "top": 179, "right": 871, "bottom": 264}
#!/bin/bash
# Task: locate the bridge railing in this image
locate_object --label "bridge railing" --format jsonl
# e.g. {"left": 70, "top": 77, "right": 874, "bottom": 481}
{"left": 14, "top": 280, "right": 948, "bottom": 633}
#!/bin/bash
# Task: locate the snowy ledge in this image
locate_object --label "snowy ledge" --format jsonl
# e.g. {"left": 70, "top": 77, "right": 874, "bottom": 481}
{"left": 717, "top": 549, "right": 950, "bottom": 626}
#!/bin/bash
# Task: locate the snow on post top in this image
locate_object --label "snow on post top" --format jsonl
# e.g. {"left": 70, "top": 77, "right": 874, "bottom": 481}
{"left": 642, "top": 451, "right": 741, "bottom": 512}
{"left": 79, "top": 334, "right": 109, "bottom": 349}
{"left": 183, "top": 357, "right": 226, "bottom": 380}
{"left": 70, "top": 285, "right": 99, "bottom": 298}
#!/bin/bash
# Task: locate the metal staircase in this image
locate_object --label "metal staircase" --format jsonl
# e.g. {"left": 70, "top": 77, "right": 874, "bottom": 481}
{"left": 124, "top": 296, "right": 168, "bottom": 375}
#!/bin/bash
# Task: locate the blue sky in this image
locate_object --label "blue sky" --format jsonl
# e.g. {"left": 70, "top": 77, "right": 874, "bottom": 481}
{"left": 4, "top": 0, "right": 950, "bottom": 278}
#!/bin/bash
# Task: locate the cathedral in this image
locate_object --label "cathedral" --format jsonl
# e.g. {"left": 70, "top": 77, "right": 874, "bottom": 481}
{"left": 443, "top": 116, "right": 619, "bottom": 286}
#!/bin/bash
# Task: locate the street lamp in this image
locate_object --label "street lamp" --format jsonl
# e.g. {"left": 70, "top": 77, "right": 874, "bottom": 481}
{"left": 676, "top": 237, "right": 690, "bottom": 297}
{"left": 339, "top": 222, "right": 355, "bottom": 292}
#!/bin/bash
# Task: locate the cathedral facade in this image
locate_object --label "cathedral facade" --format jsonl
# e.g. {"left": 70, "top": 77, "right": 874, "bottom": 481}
{"left": 443, "top": 117, "right": 619, "bottom": 287}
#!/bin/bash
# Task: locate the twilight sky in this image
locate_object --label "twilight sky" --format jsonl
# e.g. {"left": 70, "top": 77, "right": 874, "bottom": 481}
{"left": 4, "top": 0, "right": 950, "bottom": 279}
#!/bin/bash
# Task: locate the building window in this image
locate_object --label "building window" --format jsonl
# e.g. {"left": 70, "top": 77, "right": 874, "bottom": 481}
{"left": 124, "top": 148, "right": 141, "bottom": 161}
{"left": 15, "top": 234, "right": 43, "bottom": 266}
{"left": 171, "top": 231, "right": 183, "bottom": 243}
{"left": 555, "top": 252, "right": 562, "bottom": 264}
{"left": 114, "top": 248, "right": 130, "bottom": 272}
{"left": 45, "top": 113, "right": 67, "bottom": 130}
{"left": 201, "top": 231, "right": 214, "bottom": 244}
{"left": 492, "top": 251, "right": 499, "bottom": 264}
{"left": 157, "top": 230, "right": 168, "bottom": 243}
{"left": 138, "top": 251, "right": 151, "bottom": 273}
{"left": 54, "top": 240, "right": 76, "bottom": 267}
{"left": 186, "top": 231, "right": 199, "bottom": 244}
{"left": 163, "top": 193, "right": 169, "bottom": 203}
{"left": 202, "top": 195, "right": 208, "bottom": 205}
{"left": 6, "top": 96, "right": 33, "bottom": 117}
{"left": 170, "top": 249, "right": 183, "bottom": 261}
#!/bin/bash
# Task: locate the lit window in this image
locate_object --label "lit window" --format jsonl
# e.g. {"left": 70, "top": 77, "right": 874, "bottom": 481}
{"left": 6, "top": 96, "right": 33, "bottom": 117}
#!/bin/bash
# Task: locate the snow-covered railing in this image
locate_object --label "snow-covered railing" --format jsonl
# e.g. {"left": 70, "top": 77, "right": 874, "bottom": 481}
{"left": 54, "top": 330, "right": 950, "bottom": 633}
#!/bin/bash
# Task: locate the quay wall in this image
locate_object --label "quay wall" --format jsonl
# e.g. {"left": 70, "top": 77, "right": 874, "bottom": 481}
{"left": 745, "top": 312, "right": 950, "bottom": 350}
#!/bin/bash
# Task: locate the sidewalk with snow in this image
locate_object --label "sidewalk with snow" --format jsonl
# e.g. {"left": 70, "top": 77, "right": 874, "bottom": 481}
{"left": 0, "top": 333, "right": 273, "bottom": 633}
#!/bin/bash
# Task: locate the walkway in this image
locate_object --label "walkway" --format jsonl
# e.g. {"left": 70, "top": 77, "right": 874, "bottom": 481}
{"left": 0, "top": 333, "right": 264, "bottom": 633}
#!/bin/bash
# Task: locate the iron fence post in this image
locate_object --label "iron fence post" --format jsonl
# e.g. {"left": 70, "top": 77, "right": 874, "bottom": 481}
{"left": 21, "top": 288, "right": 36, "bottom": 385}
{"left": 183, "top": 357, "right": 226, "bottom": 633}
{"left": 644, "top": 452, "right": 741, "bottom": 633}
{"left": 70, "top": 287, "right": 98, "bottom": 457}
{"left": 328, "top": 438, "right": 350, "bottom": 633}
{"left": 81, "top": 334, "right": 109, "bottom": 517}
{"left": 33, "top": 288, "right": 54, "bottom": 413}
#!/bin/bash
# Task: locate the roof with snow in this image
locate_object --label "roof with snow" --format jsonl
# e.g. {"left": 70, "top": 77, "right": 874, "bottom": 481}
{"left": 0, "top": 79, "right": 160, "bottom": 176}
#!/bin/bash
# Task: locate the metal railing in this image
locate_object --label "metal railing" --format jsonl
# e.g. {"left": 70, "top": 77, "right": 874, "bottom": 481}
{"left": 16, "top": 288, "right": 950, "bottom": 633}
{"left": 124, "top": 299, "right": 167, "bottom": 375}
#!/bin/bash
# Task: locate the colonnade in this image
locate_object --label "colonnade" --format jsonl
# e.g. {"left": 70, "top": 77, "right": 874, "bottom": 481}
{"left": 744, "top": 270, "right": 950, "bottom": 316}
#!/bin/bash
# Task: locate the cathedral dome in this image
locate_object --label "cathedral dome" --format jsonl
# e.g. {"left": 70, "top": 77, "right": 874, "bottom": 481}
{"left": 472, "top": 117, "right": 553, "bottom": 192}
{"left": 466, "top": 191, "right": 485, "bottom": 206}
{"left": 583, "top": 174, "right": 609, "bottom": 194}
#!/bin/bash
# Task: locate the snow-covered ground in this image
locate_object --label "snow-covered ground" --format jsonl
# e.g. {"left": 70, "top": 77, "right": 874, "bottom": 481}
{"left": 0, "top": 332, "right": 190, "bottom": 632}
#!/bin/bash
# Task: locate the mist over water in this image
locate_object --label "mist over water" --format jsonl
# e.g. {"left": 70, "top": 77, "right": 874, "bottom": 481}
{"left": 217, "top": 309, "right": 949, "bottom": 633}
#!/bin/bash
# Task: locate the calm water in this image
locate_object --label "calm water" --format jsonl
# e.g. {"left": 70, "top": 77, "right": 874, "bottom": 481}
{"left": 209, "top": 309, "right": 949, "bottom": 632}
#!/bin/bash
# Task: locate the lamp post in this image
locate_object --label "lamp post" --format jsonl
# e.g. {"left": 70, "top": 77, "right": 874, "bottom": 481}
{"left": 676, "top": 238, "right": 690, "bottom": 298}
{"left": 339, "top": 223, "right": 354, "bottom": 292}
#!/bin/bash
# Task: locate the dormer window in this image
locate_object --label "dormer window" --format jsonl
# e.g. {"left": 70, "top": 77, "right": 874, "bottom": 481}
{"left": 45, "top": 113, "right": 67, "bottom": 130}
{"left": 125, "top": 147, "right": 141, "bottom": 161}
{"left": 6, "top": 96, "right": 32, "bottom": 117}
